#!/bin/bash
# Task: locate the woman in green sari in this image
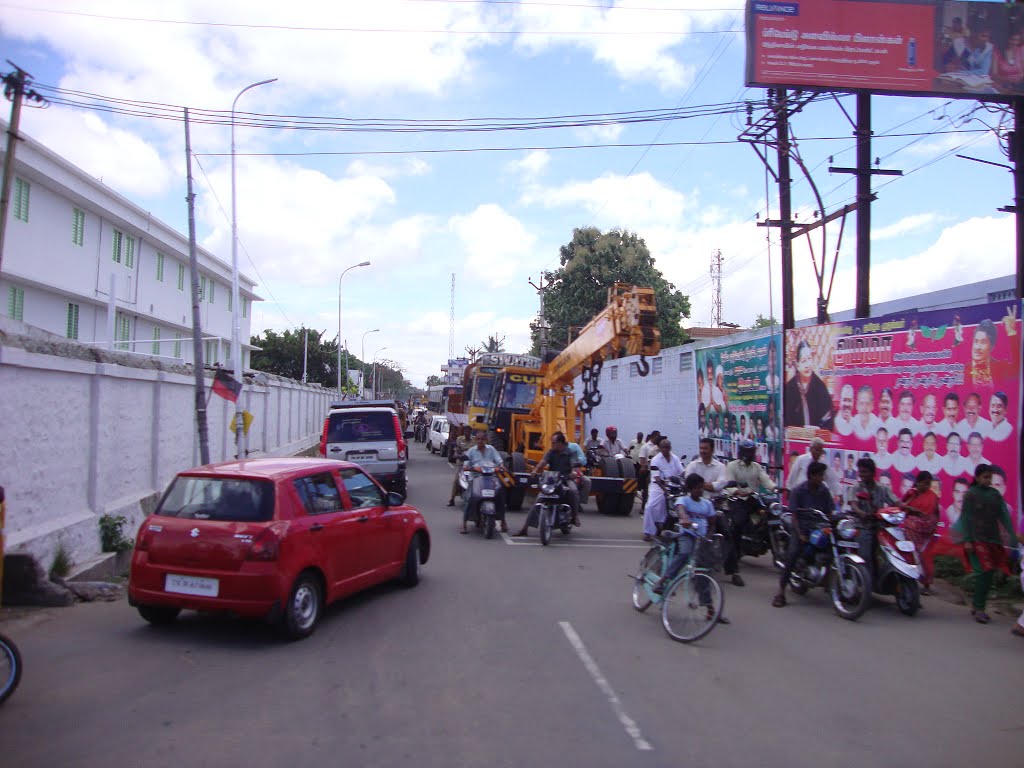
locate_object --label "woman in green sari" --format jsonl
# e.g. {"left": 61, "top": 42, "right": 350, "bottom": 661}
{"left": 954, "top": 464, "right": 1020, "bottom": 624}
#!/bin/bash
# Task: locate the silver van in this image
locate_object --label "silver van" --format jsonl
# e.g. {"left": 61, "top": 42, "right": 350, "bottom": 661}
{"left": 426, "top": 415, "right": 449, "bottom": 455}
{"left": 319, "top": 402, "right": 407, "bottom": 495}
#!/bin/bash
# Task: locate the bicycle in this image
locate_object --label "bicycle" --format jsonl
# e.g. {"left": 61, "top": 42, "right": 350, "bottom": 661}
{"left": 0, "top": 631, "right": 22, "bottom": 705}
{"left": 631, "top": 519, "right": 725, "bottom": 643}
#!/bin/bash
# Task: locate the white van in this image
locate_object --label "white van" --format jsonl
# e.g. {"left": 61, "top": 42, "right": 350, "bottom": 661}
{"left": 319, "top": 401, "right": 407, "bottom": 495}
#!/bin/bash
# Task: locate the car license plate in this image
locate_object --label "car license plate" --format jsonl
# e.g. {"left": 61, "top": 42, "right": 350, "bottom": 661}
{"left": 896, "top": 540, "right": 916, "bottom": 553}
{"left": 347, "top": 453, "right": 374, "bottom": 461}
{"left": 481, "top": 490, "right": 495, "bottom": 498}
{"left": 165, "top": 574, "right": 219, "bottom": 597}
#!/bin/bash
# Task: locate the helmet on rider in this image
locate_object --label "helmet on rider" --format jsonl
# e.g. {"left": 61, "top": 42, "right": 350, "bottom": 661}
{"left": 738, "top": 439, "right": 757, "bottom": 464}
{"left": 605, "top": 425, "right": 617, "bottom": 434}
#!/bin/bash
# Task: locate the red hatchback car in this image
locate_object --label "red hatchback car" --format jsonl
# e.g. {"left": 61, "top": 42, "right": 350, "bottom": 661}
{"left": 129, "top": 458, "right": 429, "bottom": 639}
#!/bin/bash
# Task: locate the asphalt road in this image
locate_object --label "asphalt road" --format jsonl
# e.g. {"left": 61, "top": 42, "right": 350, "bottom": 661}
{"left": 1, "top": 443, "right": 1021, "bottom": 768}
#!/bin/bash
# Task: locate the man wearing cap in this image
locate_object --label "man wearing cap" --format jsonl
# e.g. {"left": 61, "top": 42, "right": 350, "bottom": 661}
{"left": 603, "top": 425, "right": 627, "bottom": 456}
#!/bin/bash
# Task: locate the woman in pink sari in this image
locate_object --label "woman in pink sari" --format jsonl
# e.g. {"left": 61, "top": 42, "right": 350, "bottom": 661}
{"left": 900, "top": 471, "right": 940, "bottom": 594}
{"left": 994, "top": 30, "right": 1024, "bottom": 90}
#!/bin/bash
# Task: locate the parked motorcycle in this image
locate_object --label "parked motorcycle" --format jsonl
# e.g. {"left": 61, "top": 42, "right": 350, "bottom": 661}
{"left": 871, "top": 506, "right": 923, "bottom": 616}
{"left": 785, "top": 508, "right": 872, "bottom": 621}
{"left": 767, "top": 497, "right": 791, "bottom": 570}
{"left": 459, "top": 463, "right": 507, "bottom": 539}
{"left": 530, "top": 470, "right": 575, "bottom": 546}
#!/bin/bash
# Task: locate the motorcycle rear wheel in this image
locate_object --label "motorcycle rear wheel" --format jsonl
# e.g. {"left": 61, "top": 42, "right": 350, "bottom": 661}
{"left": 831, "top": 560, "right": 870, "bottom": 621}
{"left": 484, "top": 517, "right": 496, "bottom": 539}
{"left": 661, "top": 572, "right": 723, "bottom": 643}
{"left": 895, "top": 578, "right": 920, "bottom": 616}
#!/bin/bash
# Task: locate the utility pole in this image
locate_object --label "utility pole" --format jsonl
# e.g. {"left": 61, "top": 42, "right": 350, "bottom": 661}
{"left": 528, "top": 275, "right": 551, "bottom": 358}
{"left": 710, "top": 249, "right": 723, "bottom": 327}
{"left": 0, "top": 62, "right": 46, "bottom": 273}
{"left": 184, "top": 108, "right": 210, "bottom": 465}
{"left": 448, "top": 272, "right": 456, "bottom": 360}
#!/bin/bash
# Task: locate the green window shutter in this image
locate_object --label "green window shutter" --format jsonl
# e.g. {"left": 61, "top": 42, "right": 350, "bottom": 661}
{"left": 242, "top": 298, "right": 248, "bottom": 318}
{"left": 177, "top": 263, "right": 185, "bottom": 291}
{"left": 67, "top": 303, "right": 79, "bottom": 339}
{"left": 72, "top": 208, "right": 85, "bottom": 246}
{"left": 156, "top": 253, "right": 164, "bottom": 282}
{"left": 9, "top": 286, "right": 24, "bottom": 321}
{"left": 112, "top": 230, "right": 122, "bottom": 263}
{"left": 13, "top": 178, "right": 29, "bottom": 222}
{"left": 200, "top": 275, "right": 206, "bottom": 301}
{"left": 209, "top": 281, "right": 215, "bottom": 304}
{"left": 227, "top": 291, "right": 232, "bottom": 312}
{"left": 174, "top": 332, "right": 181, "bottom": 358}
{"left": 152, "top": 327, "right": 161, "bottom": 355}
{"left": 125, "top": 236, "right": 136, "bottom": 268}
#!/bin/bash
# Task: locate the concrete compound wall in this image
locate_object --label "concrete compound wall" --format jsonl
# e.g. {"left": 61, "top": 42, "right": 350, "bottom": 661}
{"left": 0, "top": 318, "right": 333, "bottom": 572}
{"left": 578, "top": 327, "right": 775, "bottom": 463}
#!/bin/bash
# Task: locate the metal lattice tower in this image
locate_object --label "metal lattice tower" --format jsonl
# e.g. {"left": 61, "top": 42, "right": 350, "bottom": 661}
{"left": 448, "top": 272, "right": 456, "bottom": 358}
{"left": 710, "top": 249, "right": 723, "bottom": 327}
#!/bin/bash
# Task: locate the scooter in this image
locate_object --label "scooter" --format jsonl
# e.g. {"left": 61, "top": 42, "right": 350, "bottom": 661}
{"left": 872, "top": 506, "right": 923, "bottom": 616}
{"left": 460, "top": 463, "right": 506, "bottom": 539}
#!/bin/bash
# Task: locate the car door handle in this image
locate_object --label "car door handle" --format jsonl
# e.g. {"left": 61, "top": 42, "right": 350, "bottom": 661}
{"left": 357, "top": 516, "right": 370, "bottom": 523}
{"left": 310, "top": 524, "right": 324, "bottom": 532}
{"left": 329, "top": 447, "right": 342, "bottom": 453}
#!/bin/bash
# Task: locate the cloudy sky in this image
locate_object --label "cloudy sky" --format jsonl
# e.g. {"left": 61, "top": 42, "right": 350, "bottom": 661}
{"left": 1, "top": 1, "right": 1016, "bottom": 386}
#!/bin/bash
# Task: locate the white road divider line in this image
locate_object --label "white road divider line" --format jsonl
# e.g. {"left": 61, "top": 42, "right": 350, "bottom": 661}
{"left": 558, "top": 620, "right": 653, "bottom": 752}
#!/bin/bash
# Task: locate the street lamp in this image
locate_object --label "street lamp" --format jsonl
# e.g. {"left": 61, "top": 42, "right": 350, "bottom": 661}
{"left": 230, "top": 76, "right": 276, "bottom": 458}
{"left": 372, "top": 345, "right": 388, "bottom": 399}
{"left": 360, "top": 328, "right": 379, "bottom": 397}
{"left": 338, "top": 260, "right": 370, "bottom": 398}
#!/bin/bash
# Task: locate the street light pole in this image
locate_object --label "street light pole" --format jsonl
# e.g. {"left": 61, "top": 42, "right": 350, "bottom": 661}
{"left": 337, "top": 261, "right": 370, "bottom": 399}
{"left": 372, "top": 345, "right": 388, "bottom": 400}
{"left": 231, "top": 77, "right": 276, "bottom": 459}
{"left": 360, "top": 328, "right": 379, "bottom": 398}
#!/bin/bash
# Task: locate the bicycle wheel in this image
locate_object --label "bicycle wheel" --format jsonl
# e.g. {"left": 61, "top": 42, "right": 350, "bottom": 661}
{"left": 0, "top": 632, "right": 23, "bottom": 705}
{"left": 631, "top": 546, "right": 664, "bottom": 612}
{"left": 661, "top": 572, "right": 723, "bottom": 643}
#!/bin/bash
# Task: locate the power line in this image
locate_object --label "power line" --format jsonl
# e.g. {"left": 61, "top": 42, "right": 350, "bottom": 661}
{"left": 0, "top": 3, "right": 742, "bottom": 35}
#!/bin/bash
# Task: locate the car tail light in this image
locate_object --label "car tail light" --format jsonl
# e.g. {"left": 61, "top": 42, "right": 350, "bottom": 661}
{"left": 247, "top": 526, "right": 282, "bottom": 561}
{"left": 319, "top": 417, "right": 329, "bottom": 456}
{"left": 392, "top": 413, "right": 407, "bottom": 458}
{"left": 135, "top": 523, "right": 154, "bottom": 552}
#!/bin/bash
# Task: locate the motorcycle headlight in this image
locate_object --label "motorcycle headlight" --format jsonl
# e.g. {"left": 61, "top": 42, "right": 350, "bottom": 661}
{"left": 769, "top": 503, "right": 782, "bottom": 517}
{"left": 837, "top": 518, "right": 858, "bottom": 540}
{"left": 541, "top": 483, "right": 556, "bottom": 495}
{"left": 880, "top": 510, "right": 906, "bottom": 525}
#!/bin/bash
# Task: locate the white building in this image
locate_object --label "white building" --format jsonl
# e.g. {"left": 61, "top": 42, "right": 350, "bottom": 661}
{"left": 1, "top": 124, "right": 260, "bottom": 369}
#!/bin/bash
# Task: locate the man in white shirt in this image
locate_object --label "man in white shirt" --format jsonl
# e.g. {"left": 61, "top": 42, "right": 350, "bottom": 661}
{"left": 916, "top": 393, "right": 939, "bottom": 436}
{"left": 916, "top": 431, "right": 944, "bottom": 474}
{"left": 637, "top": 430, "right": 662, "bottom": 509}
{"left": 957, "top": 392, "right": 992, "bottom": 439}
{"left": 642, "top": 438, "right": 684, "bottom": 541}
{"left": 873, "top": 427, "right": 893, "bottom": 471}
{"left": 933, "top": 393, "right": 960, "bottom": 438}
{"left": 878, "top": 387, "right": 899, "bottom": 435}
{"left": 891, "top": 428, "right": 918, "bottom": 474}
{"left": 786, "top": 437, "right": 841, "bottom": 498}
{"left": 602, "top": 425, "right": 628, "bottom": 456}
{"left": 988, "top": 391, "right": 1013, "bottom": 441}
{"left": 964, "top": 431, "right": 990, "bottom": 472}
{"left": 892, "top": 391, "right": 919, "bottom": 436}
{"left": 723, "top": 440, "right": 777, "bottom": 586}
{"left": 833, "top": 384, "right": 855, "bottom": 436}
{"left": 684, "top": 438, "right": 727, "bottom": 500}
{"left": 852, "top": 385, "right": 882, "bottom": 440}
{"left": 943, "top": 432, "right": 968, "bottom": 476}
{"left": 627, "top": 431, "right": 644, "bottom": 460}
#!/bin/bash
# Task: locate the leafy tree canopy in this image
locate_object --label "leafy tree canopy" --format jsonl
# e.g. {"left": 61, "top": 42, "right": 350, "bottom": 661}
{"left": 534, "top": 227, "right": 691, "bottom": 353}
{"left": 251, "top": 328, "right": 352, "bottom": 388}
{"left": 752, "top": 313, "right": 779, "bottom": 329}
{"left": 425, "top": 374, "right": 445, "bottom": 387}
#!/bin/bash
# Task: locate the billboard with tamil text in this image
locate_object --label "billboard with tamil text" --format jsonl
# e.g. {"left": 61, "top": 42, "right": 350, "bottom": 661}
{"left": 783, "top": 301, "right": 1022, "bottom": 549}
{"left": 746, "top": 1, "right": 1024, "bottom": 101}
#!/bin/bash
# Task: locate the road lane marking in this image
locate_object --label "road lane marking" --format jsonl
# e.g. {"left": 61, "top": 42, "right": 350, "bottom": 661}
{"left": 499, "top": 532, "right": 647, "bottom": 549}
{"left": 558, "top": 620, "right": 653, "bottom": 752}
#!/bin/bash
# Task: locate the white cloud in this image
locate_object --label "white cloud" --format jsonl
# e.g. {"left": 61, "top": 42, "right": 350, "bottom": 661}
{"left": 524, "top": 171, "right": 692, "bottom": 228}
{"left": 873, "top": 213, "right": 942, "bottom": 241}
{"left": 576, "top": 123, "right": 625, "bottom": 143}
{"left": 505, "top": 150, "right": 550, "bottom": 183}
{"left": 449, "top": 204, "right": 537, "bottom": 288}
{"left": 346, "top": 158, "right": 431, "bottom": 179}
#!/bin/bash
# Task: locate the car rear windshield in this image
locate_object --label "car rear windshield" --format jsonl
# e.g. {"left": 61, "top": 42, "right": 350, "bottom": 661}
{"left": 327, "top": 411, "right": 396, "bottom": 443}
{"left": 157, "top": 477, "right": 275, "bottom": 522}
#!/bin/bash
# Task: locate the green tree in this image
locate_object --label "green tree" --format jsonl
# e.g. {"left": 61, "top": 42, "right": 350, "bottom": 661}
{"left": 425, "top": 374, "right": 444, "bottom": 387}
{"left": 533, "top": 227, "right": 691, "bottom": 353}
{"left": 250, "top": 327, "right": 352, "bottom": 388}
{"left": 752, "top": 313, "right": 778, "bottom": 329}
{"left": 483, "top": 334, "right": 506, "bottom": 353}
